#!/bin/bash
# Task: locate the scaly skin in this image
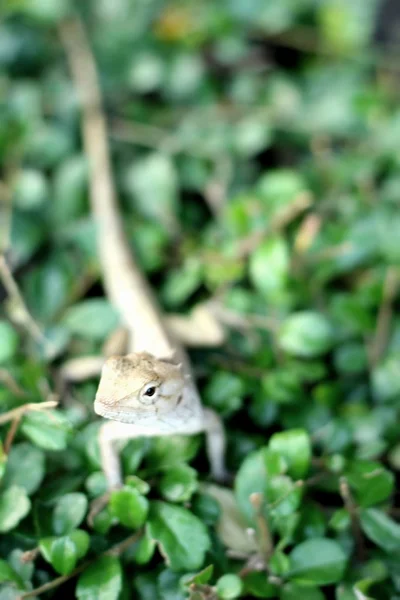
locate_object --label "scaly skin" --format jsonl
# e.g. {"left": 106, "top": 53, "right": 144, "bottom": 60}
{"left": 60, "top": 17, "right": 227, "bottom": 492}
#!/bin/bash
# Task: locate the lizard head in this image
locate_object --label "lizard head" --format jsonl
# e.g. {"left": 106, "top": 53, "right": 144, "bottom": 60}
{"left": 94, "top": 352, "right": 185, "bottom": 422}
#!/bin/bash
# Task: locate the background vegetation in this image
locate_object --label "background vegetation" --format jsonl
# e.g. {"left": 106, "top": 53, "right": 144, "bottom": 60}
{"left": 1, "top": 0, "right": 400, "bottom": 598}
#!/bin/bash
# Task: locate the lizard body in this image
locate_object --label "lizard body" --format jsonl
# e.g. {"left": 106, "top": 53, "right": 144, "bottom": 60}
{"left": 60, "top": 18, "right": 226, "bottom": 490}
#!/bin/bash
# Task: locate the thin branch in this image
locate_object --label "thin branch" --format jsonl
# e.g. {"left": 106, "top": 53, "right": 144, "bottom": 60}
{"left": 18, "top": 530, "right": 143, "bottom": 599}
{"left": 0, "top": 255, "right": 52, "bottom": 353}
{"left": 0, "top": 181, "right": 12, "bottom": 254}
{"left": 234, "top": 191, "right": 312, "bottom": 259}
{"left": 0, "top": 401, "right": 58, "bottom": 425}
{"left": 249, "top": 493, "right": 274, "bottom": 563}
{"left": 368, "top": 267, "right": 399, "bottom": 367}
{"left": 339, "top": 476, "right": 365, "bottom": 562}
{"left": 0, "top": 369, "right": 27, "bottom": 397}
{"left": 4, "top": 413, "right": 22, "bottom": 453}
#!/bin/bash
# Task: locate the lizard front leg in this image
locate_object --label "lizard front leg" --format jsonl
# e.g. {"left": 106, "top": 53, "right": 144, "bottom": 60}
{"left": 88, "top": 420, "right": 143, "bottom": 523}
{"left": 98, "top": 410, "right": 229, "bottom": 490}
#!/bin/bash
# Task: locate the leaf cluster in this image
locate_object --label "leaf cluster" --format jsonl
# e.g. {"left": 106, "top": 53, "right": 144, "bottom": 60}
{"left": 1, "top": 0, "right": 400, "bottom": 598}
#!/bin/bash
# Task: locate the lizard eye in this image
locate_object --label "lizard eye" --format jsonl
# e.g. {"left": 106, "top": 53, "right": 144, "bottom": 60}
{"left": 140, "top": 382, "right": 159, "bottom": 402}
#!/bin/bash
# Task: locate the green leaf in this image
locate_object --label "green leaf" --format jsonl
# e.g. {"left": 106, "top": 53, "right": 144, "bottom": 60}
{"left": 159, "top": 464, "right": 198, "bottom": 502}
{"left": 360, "top": 509, "right": 400, "bottom": 552}
{"left": 124, "top": 153, "right": 178, "bottom": 229}
{"left": 148, "top": 501, "right": 210, "bottom": 571}
{"left": 0, "top": 486, "right": 31, "bottom": 532}
{"left": 280, "top": 583, "right": 325, "bottom": 600}
{"left": 52, "top": 155, "right": 88, "bottom": 226}
{"left": 249, "top": 236, "right": 289, "bottom": 298}
{"left": 235, "top": 450, "right": 266, "bottom": 524}
{"left": 3, "top": 443, "right": 45, "bottom": 495}
{"left": 40, "top": 530, "right": 90, "bottom": 576}
{"left": 288, "top": 538, "right": 347, "bottom": 585}
{"left": 76, "top": 556, "right": 122, "bottom": 600}
{"left": 345, "top": 461, "right": 394, "bottom": 508}
{"left": 278, "top": 312, "right": 335, "bottom": 357}
{"left": 268, "top": 429, "right": 311, "bottom": 479}
{"left": 8, "top": 549, "right": 34, "bottom": 586}
{"left": 134, "top": 528, "right": 156, "bottom": 565}
{"left": 257, "top": 169, "right": 307, "bottom": 215}
{"left": 53, "top": 493, "right": 88, "bottom": 535}
{"left": 204, "top": 372, "right": 246, "bottom": 416}
{"left": 243, "top": 571, "right": 278, "bottom": 598}
{"left": 266, "top": 475, "right": 303, "bottom": 518}
{"left": 147, "top": 436, "right": 200, "bottom": 470}
{"left": 186, "top": 565, "right": 214, "bottom": 586}
{"left": 0, "top": 560, "right": 23, "bottom": 588}
{"left": 13, "top": 169, "right": 48, "bottom": 210}
{"left": 21, "top": 409, "right": 72, "bottom": 451}
{"left": 0, "top": 321, "right": 19, "bottom": 363}
{"left": 62, "top": 299, "right": 120, "bottom": 341}
{"left": 162, "top": 258, "right": 203, "bottom": 308}
{"left": 216, "top": 574, "right": 243, "bottom": 599}
{"left": 110, "top": 486, "right": 149, "bottom": 529}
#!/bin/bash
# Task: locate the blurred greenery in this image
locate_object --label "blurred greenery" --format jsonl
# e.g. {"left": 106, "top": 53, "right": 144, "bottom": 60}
{"left": 1, "top": 0, "right": 400, "bottom": 598}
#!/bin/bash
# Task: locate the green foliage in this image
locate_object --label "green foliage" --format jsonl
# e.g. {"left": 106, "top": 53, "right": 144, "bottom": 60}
{"left": 1, "top": 0, "right": 400, "bottom": 597}
{"left": 148, "top": 502, "right": 211, "bottom": 571}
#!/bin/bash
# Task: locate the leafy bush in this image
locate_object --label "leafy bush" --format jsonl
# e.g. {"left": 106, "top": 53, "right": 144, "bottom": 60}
{"left": 1, "top": 0, "right": 400, "bottom": 598}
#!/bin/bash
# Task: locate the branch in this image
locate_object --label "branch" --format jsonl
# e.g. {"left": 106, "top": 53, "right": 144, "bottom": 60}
{"left": 0, "top": 401, "right": 58, "bottom": 425}
{"left": 18, "top": 530, "right": 143, "bottom": 599}
{"left": 0, "top": 255, "right": 52, "bottom": 354}
{"left": 0, "top": 369, "right": 27, "bottom": 397}
{"left": 234, "top": 191, "right": 312, "bottom": 259}
{"left": 249, "top": 492, "right": 273, "bottom": 563}
{"left": 339, "top": 476, "right": 365, "bottom": 561}
{"left": 368, "top": 266, "right": 399, "bottom": 367}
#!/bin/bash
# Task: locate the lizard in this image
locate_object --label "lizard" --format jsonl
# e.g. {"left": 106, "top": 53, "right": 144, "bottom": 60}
{"left": 60, "top": 18, "right": 227, "bottom": 493}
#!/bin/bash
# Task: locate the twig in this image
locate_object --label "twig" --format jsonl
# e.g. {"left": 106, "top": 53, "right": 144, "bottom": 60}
{"left": 0, "top": 369, "right": 27, "bottom": 397}
{"left": 0, "top": 255, "right": 51, "bottom": 352}
{"left": 0, "top": 181, "right": 12, "bottom": 254}
{"left": 0, "top": 401, "right": 58, "bottom": 425}
{"left": 249, "top": 493, "right": 274, "bottom": 563}
{"left": 368, "top": 267, "right": 399, "bottom": 367}
{"left": 1, "top": 400, "right": 57, "bottom": 454}
{"left": 18, "top": 530, "right": 143, "bottom": 599}
{"left": 21, "top": 548, "right": 40, "bottom": 563}
{"left": 4, "top": 413, "right": 22, "bottom": 453}
{"left": 260, "top": 25, "right": 400, "bottom": 74}
{"left": 339, "top": 477, "right": 365, "bottom": 561}
{"left": 234, "top": 191, "right": 312, "bottom": 258}
{"left": 111, "top": 118, "right": 202, "bottom": 156}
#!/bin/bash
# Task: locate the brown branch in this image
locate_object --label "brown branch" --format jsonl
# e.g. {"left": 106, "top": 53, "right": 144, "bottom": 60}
{"left": 339, "top": 477, "right": 365, "bottom": 561}
{"left": 0, "top": 401, "right": 58, "bottom": 425}
{"left": 0, "top": 369, "right": 27, "bottom": 397}
{"left": 0, "top": 255, "right": 52, "bottom": 353}
{"left": 4, "top": 413, "right": 22, "bottom": 453}
{"left": 0, "top": 181, "right": 12, "bottom": 254}
{"left": 368, "top": 267, "right": 399, "bottom": 367}
{"left": 18, "top": 530, "right": 143, "bottom": 599}
{"left": 249, "top": 493, "right": 273, "bottom": 563}
{"left": 234, "top": 191, "right": 312, "bottom": 259}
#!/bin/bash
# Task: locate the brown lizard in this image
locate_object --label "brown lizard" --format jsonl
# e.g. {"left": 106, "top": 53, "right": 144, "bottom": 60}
{"left": 60, "top": 18, "right": 227, "bottom": 491}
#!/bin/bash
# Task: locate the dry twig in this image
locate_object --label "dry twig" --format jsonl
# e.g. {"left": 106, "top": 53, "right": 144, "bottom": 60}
{"left": 18, "top": 530, "right": 143, "bottom": 599}
{"left": 0, "top": 400, "right": 58, "bottom": 453}
{"left": 0, "top": 255, "right": 51, "bottom": 353}
{"left": 234, "top": 191, "right": 312, "bottom": 258}
{"left": 339, "top": 476, "right": 365, "bottom": 562}
{"left": 0, "top": 369, "right": 27, "bottom": 397}
{"left": 368, "top": 266, "right": 399, "bottom": 367}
